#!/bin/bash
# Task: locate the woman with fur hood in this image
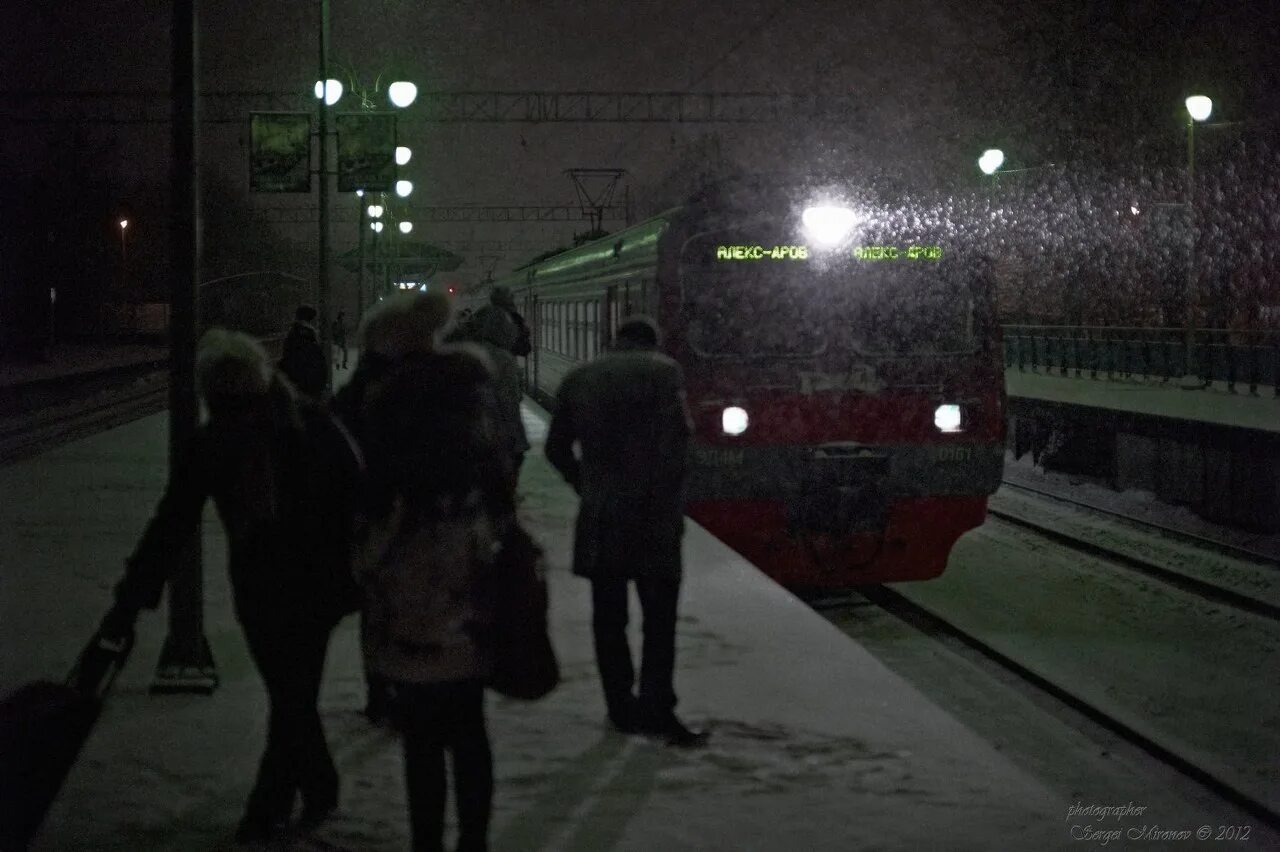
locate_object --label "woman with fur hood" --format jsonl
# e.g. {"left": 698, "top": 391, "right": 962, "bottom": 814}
{"left": 347, "top": 291, "right": 514, "bottom": 852}
{"left": 102, "top": 329, "right": 363, "bottom": 844}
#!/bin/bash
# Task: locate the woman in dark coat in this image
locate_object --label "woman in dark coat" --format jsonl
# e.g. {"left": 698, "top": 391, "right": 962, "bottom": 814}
{"left": 104, "top": 329, "right": 363, "bottom": 843}
{"left": 350, "top": 292, "right": 514, "bottom": 852}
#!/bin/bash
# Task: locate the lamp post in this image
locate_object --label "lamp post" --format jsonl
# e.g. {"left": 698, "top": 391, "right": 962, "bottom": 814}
{"left": 118, "top": 219, "right": 129, "bottom": 290}
{"left": 1181, "top": 94, "right": 1212, "bottom": 386}
{"left": 325, "top": 69, "right": 414, "bottom": 315}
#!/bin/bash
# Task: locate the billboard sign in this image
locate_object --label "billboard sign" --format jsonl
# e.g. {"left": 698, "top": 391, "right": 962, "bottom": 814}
{"left": 249, "top": 112, "right": 312, "bottom": 193}
{"left": 336, "top": 111, "right": 397, "bottom": 192}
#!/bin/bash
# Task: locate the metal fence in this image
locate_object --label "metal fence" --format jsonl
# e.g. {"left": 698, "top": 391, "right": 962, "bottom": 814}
{"left": 1002, "top": 325, "right": 1280, "bottom": 397}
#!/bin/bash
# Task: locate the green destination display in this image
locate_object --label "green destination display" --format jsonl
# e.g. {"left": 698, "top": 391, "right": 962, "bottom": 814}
{"left": 715, "top": 245, "right": 809, "bottom": 260}
{"left": 853, "top": 245, "right": 943, "bottom": 260}
{"left": 713, "top": 244, "right": 944, "bottom": 261}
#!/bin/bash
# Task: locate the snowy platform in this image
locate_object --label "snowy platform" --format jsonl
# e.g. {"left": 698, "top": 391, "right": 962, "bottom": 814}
{"left": 2, "top": 399, "right": 1074, "bottom": 851}
{"left": 1006, "top": 368, "right": 1280, "bottom": 434}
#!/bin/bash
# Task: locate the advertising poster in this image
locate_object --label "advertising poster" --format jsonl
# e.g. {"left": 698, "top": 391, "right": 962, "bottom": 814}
{"left": 336, "top": 111, "right": 397, "bottom": 192}
{"left": 249, "top": 112, "right": 312, "bottom": 193}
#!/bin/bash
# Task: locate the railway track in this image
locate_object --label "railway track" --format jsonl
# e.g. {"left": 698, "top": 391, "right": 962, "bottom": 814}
{"left": 985, "top": 503, "right": 1280, "bottom": 622}
{"left": 811, "top": 585, "right": 1280, "bottom": 830}
{"left": 0, "top": 376, "right": 169, "bottom": 465}
{"left": 1000, "top": 478, "right": 1280, "bottom": 568}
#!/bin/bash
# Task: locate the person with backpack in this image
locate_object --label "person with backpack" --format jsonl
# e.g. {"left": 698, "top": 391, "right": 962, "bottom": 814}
{"left": 99, "top": 329, "right": 363, "bottom": 843}
{"left": 349, "top": 292, "right": 515, "bottom": 852}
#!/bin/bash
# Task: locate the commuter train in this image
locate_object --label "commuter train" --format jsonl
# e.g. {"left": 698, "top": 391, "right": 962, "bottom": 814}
{"left": 483, "top": 179, "right": 1005, "bottom": 589}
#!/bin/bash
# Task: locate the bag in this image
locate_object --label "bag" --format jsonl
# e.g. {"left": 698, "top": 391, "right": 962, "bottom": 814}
{"left": 488, "top": 523, "right": 559, "bottom": 700}
{"left": 0, "top": 626, "right": 134, "bottom": 850}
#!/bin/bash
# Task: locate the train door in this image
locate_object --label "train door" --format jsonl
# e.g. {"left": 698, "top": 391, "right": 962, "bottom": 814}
{"left": 604, "top": 285, "right": 618, "bottom": 351}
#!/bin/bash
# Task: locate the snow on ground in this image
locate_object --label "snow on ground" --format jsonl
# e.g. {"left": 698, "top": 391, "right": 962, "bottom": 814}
{"left": 2, "top": 398, "right": 1082, "bottom": 851}
{"left": 1005, "top": 368, "right": 1280, "bottom": 433}
{"left": 1003, "top": 453, "right": 1280, "bottom": 561}
{"left": 898, "top": 518, "right": 1280, "bottom": 816}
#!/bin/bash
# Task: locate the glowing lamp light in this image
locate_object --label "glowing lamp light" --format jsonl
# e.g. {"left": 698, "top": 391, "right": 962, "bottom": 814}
{"left": 399, "top": 221, "right": 413, "bottom": 234}
{"left": 934, "top": 404, "right": 962, "bottom": 433}
{"left": 371, "top": 221, "right": 384, "bottom": 233}
{"left": 1185, "top": 95, "right": 1213, "bottom": 122}
{"left": 800, "top": 206, "right": 858, "bottom": 247}
{"left": 388, "top": 81, "right": 418, "bottom": 108}
{"left": 395, "top": 146, "right": 412, "bottom": 166}
{"left": 313, "top": 79, "right": 344, "bottom": 106}
{"left": 721, "top": 406, "right": 749, "bottom": 436}
{"left": 978, "top": 148, "right": 1005, "bottom": 175}
{"left": 367, "top": 204, "right": 383, "bottom": 218}
{"left": 118, "top": 219, "right": 129, "bottom": 230}
{"left": 395, "top": 180, "right": 413, "bottom": 198}
{"left": 356, "top": 189, "right": 365, "bottom": 198}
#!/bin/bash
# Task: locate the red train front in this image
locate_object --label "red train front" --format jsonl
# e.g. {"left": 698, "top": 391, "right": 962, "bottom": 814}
{"left": 660, "top": 188, "right": 1005, "bottom": 589}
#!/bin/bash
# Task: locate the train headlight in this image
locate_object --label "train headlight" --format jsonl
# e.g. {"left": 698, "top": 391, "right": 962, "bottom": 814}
{"left": 722, "top": 406, "right": 749, "bottom": 436}
{"left": 934, "top": 404, "right": 962, "bottom": 433}
{"left": 801, "top": 205, "right": 858, "bottom": 247}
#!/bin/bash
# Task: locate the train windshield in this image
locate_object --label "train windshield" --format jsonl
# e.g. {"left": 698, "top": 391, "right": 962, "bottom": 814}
{"left": 679, "top": 230, "right": 981, "bottom": 359}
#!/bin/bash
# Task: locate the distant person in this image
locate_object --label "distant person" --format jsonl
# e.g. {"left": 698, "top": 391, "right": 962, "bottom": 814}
{"left": 350, "top": 291, "right": 514, "bottom": 852}
{"left": 544, "top": 316, "right": 706, "bottom": 747}
{"left": 332, "top": 310, "right": 348, "bottom": 370}
{"left": 463, "top": 304, "right": 530, "bottom": 484}
{"left": 279, "top": 305, "right": 327, "bottom": 399}
{"left": 99, "top": 329, "right": 363, "bottom": 843}
{"left": 489, "top": 286, "right": 531, "bottom": 357}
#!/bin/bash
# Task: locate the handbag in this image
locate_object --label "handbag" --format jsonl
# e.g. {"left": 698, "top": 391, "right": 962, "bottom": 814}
{"left": 488, "top": 522, "right": 559, "bottom": 700}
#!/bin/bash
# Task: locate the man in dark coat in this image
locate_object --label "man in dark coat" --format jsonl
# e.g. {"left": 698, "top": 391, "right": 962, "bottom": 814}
{"left": 489, "top": 286, "right": 531, "bottom": 357}
{"left": 279, "top": 304, "right": 328, "bottom": 399}
{"left": 102, "top": 329, "right": 363, "bottom": 843}
{"left": 544, "top": 316, "right": 706, "bottom": 747}
{"left": 462, "top": 304, "right": 530, "bottom": 483}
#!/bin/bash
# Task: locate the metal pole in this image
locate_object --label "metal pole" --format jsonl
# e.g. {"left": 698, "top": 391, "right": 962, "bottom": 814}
{"left": 356, "top": 199, "right": 366, "bottom": 325}
{"left": 1181, "top": 116, "right": 1199, "bottom": 387}
{"left": 317, "top": 0, "right": 332, "bottom": 393}
{"left": 153, "top": 0, "right": 216, "bottom": 695}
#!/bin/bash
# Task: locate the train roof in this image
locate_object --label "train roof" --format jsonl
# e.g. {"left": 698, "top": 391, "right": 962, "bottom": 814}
{"left": 493, "top": 207, "right": 682, "bottom": 291}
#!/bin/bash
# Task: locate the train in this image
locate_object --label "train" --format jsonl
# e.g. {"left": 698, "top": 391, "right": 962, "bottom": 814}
{"left": 480, "top": 179, "right": 1005, "bottom": 589}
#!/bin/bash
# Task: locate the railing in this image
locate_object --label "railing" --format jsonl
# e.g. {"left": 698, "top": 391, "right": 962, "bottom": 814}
{"left": 1002, "top": 325, "right": 1280, "bottom": 397}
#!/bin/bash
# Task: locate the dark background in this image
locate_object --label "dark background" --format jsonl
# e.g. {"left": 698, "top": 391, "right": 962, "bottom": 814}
{"left": 1, "top": 0, "right": 1277, "bottom": 347}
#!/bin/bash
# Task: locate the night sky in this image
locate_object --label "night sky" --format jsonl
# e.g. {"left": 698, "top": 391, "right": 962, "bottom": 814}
{"left": 1, "top": 0, "right": 1276, "bottom": 324}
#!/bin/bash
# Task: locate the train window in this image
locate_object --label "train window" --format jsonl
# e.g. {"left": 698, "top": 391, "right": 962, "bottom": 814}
{"left": 586, "top": 301, "right": 598, "bottom": 359}
{"left": 576, "top": 298, "right": 586, "bottom": 358}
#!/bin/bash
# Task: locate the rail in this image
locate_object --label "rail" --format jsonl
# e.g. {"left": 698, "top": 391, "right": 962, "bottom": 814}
{"left": 1002, "top": 325, "right": 1280, "bottom": 397}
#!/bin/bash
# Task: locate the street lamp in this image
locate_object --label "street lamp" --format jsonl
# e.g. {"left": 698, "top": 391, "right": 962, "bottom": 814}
{"left": 978, "top": 149, "right": 1005, "bottom": 175}
{"left": 395, "top": 180, "right": 413, "bottom": 198}
{"left": 118, "top": 219, "right": 129, "bottom": 294}
{"left": 399, "top": 221, "right": 413, "bottom": 234}
{"left": 1181, "top": 94, "right": 1213, "bottom": 386}
{"left": 388, "top": 80, "right": 418, "bottom": 108}
{"left": 395, "top": 146, "right": 412, "bottom": 166}
{"left": 314, "top": 78, "right": 344, "bottom": 105}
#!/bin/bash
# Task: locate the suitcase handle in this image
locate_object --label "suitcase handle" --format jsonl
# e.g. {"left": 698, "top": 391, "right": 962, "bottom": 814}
{"left": 66, "top": 630, "right": 135, "bottom": 700}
